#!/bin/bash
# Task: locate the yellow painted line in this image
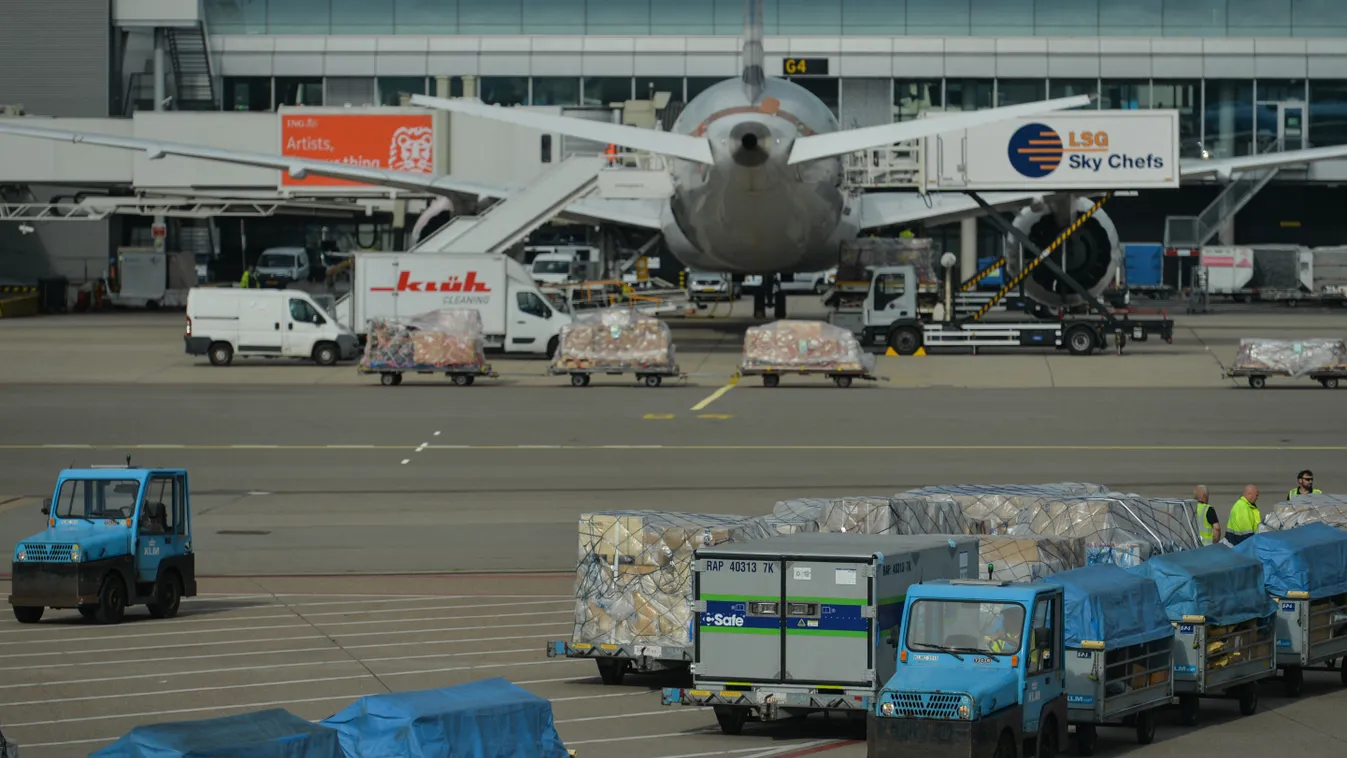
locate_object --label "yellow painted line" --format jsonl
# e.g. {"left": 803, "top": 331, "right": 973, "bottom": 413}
{"left": 2, "top": 444, "right": 1347, "bottom": 452}
{"left": 697, "top": 414, "right": 733, "bottom": 420}
{"left": 0, "top": 497, "right": 39, "bottom": 515}
{"left": 644, "top": 413, "right": 676, "bottom": 420}
{"left": 690, "top": 375, "right": 738, "bottom": 411}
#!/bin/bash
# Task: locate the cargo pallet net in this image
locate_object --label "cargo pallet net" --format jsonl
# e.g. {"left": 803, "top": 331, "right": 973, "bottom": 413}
{"left": 360, "top": 308, "right": 486, "bottom": 371}
{"left": 1262, "top": 493, "right": 1347, "bottom": 531}
{"left": 552, "top": 307, "right": 678, "bottom": 373}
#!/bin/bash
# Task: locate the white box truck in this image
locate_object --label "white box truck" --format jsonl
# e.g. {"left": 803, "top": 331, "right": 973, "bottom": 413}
{"left": 343, "top": 252, "right": 572, "bottom": 357}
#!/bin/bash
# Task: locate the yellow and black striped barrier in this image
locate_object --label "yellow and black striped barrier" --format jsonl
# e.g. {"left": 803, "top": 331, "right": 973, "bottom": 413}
{"left": 970, "top": 191, "right": 1115, "bottom": 322}
{"left": 0, "top": 285, "right": 37, "bottom": 295}
{"left": 959, "top": 257, "right": 1005, "bottom": 292}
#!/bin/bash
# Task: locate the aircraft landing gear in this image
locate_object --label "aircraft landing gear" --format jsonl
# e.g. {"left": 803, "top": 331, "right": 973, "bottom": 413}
{"left": 752, "top": 274, "right": 786, "bottom": 319}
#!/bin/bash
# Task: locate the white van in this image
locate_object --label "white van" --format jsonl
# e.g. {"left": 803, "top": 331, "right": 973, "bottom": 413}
{"left": 185, "top": 288, "right": 360, "bottom": 366}
{"left": 254, "top": 247, "right": 312, "bottom": 283}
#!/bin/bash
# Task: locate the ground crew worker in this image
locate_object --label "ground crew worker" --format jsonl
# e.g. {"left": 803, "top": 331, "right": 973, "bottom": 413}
{"left": 604, "top": 143, "right": 618, "bottom": 165}
{"left": 239, "top": 267, "right": 251, "bottom": 288}
{"left": 1194, "top": 485, "right": 1222, "bottom": 545}
{"left": 986, "top": 606, "right": 1024, "bottom": 653}
{"left": 1289, "top": 470, "right": 1322, "bottom": 500}
{"left": 1226, "top": 484, "right": 1261, "bottom": 545}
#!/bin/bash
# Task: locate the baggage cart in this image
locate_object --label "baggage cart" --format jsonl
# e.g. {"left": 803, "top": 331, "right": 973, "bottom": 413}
{"left": 359, "top": 363, "right": 497, "bottom": 387}
{"left": 1047, "top": 565, "right": 1176, "bottom": 756}
{"left": 548, "top": 364, "right": 686, "bottom": 387}
{"left": 662, "top": 532, "right": 978, "bottom": 735}
{"left": 545, "top": 640, "right": 692, "bottom": 684}
{"left": 736, "top": 365, "right": 881, "bottom": 388}
{"left": 1226, "top": 366, "right": 1347, "bottom": 389}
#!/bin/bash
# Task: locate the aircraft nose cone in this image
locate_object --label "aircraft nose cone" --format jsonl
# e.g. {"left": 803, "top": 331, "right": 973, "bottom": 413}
{"left": 729, "top": 121, "right": 772, "bottom": 168}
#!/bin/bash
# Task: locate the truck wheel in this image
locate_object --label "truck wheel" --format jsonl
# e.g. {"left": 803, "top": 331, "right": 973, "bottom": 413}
{"left": 714, "top": 706, "right": 748, "bottom": 735}
{"left": 94, "top": 574, "right": 127, "bottom": 625}
{"left": 994, "top": 729, "right": 1017, "bottom": 758}
{"left": 12, "top": 606, "right": 43, "bottom": 624}
{"left": 596, "top": 658, "right": 626, "bottom": 685}
{"left": 148, "top": 571, "right": 183, "bottom": 619}
{"left": 1237, "top": 682, "right": 1259, "bottom": 715}
{"left": 208, "top": 342, "right": 233, "bottom": 366}
{"left": 546, "top": 336, "right": 560, "bottom": 360}
{"left": 1134, "top": 709, "right": 1156, "bottom": 745}
{"left": 1284, "top": 665, "right": 1305, "bottom": 697}
{"left": 312, "top": 342, "right": 339, "bottom": 366}
{"left": 1075, "top": 724, "right": 1097, "bottom": 756}
{"left": 1179, "top": 694, "right": 1199, "bottom": 726}
{"left": 888, "top": 326, "right": 922, "bottom": 356}
{"left": 1037, "top": 719, "right": 1058, "bottom": 757}
{"left": 1066, "top": 326, "right": 1096, "bottom": 356}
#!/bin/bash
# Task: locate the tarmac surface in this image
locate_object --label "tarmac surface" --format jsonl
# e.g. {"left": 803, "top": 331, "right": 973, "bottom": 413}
{"left": 0, "top": 304, "right": 1345, "bottom": 755}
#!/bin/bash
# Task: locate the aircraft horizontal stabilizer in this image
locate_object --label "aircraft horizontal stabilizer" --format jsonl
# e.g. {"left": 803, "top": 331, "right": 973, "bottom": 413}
{"left": 787, "top": 94, "right": 1095, "bottom": 165}
{"left": 0, "top": 122, "right": 505, "bottom": 198}
{"left": 411, "top": 95, "right": 715, "bottom": 166}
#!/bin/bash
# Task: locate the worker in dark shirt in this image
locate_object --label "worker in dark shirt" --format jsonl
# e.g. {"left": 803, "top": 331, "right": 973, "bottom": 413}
{"left": 1194, "top": 485, "right": 1222, "bottom": 545}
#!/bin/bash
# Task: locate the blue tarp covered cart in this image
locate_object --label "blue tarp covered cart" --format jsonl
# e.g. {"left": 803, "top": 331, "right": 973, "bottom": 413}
{"left": 1042, "top": 565, "right": 1174, "bottom": 755}
{"left": 1234, "top": 523, "right": 1347, "bottom": 693}
{"left": 88, "top": 708, "right": 341, "bottom": 758}
{"left": 320, "top": 678, "right": 571, "bottom": 758}
{"left": 1130, "top": 545, "right": 1277, "bottom": 725}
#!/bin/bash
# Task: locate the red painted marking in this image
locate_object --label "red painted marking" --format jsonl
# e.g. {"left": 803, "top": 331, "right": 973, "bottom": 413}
{"left": 774, "top": 740, "right": 863, "bottom": 757}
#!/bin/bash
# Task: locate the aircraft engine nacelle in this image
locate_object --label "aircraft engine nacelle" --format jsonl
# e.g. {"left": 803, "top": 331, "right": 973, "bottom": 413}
{"left": 1001, "top": 196, "right": 1121, "bottom": 309}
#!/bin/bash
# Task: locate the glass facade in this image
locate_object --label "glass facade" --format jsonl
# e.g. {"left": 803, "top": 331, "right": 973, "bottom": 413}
{"left": 204, "top": 0, "right": 1347, "bottom": 36}
{"left": 219, "top": 74, "right": 1341, "bottom": 153}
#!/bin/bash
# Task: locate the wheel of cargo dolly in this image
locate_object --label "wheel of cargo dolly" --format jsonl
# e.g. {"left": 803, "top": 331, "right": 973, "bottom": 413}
{"left": 1237, "top": 682, "right": 1259, "bottom": 715}
{"left": 834, "top": 375, "right": 852, "bottom": 389}
{"left": 763, "top": 374, "right": 780, "bottom": 388}
{"left": 1249, "top": 375, "right": 1266, "bottom": 389}
{"left": 451, "top": 374, "right": 471, "bottom": 387}
{"left": 94, "top": 573, "right": 127, "bottom": 625}
{"left": 714, "top": 706, "right": 748, "bottom": 736}
{"left": 1322, "top": 377, "right": 1339, "bottom": 389}
{"left": 1134, "top": 708, "right": 1156, "bottom": 745}
{"left": 1179, "top": 695, "right": 1199, "bottom": 726}
{"left": 1074, "top": 724, "right": 1097, "bottom": 756}
{"left": 11, "top": 606, "right": 42, "bottom": 624}
{"left": 570, "top": 373, "right": 588, "bottom": 387}
{"left": 1284, "top": 665, "right": 1305, "bottom": 697}
{"left": 644, "top": 375, "right": 662, "bottom": 387}
{"left": 380, "top": 372, "right": 398, "bottom": 387}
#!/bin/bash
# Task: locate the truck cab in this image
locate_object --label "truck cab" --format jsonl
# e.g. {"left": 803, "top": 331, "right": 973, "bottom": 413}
{"left": 870, "top": 579, "right": 1067, "bottom": 758}
{"left": 8, "top": 467, "right": 198, "bottom": 625}
{"left": 827, "top": 265, "right": 923, "bottom": 354}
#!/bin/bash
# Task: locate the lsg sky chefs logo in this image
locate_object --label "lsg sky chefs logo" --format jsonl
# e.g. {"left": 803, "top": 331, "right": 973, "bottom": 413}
{"left": 1008, "top": 122, "right": 1165, "bottom": 178}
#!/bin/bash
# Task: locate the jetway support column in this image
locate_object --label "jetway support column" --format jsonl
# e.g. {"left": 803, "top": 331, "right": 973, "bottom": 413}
{"left": 153, "top": 29, "right": 165, "bottom": 111}
{"left": 435, "top": 77, "right": 450, "bottom": 98}
{"left": 959, "top": 216, "right": 977, "bottom": 281}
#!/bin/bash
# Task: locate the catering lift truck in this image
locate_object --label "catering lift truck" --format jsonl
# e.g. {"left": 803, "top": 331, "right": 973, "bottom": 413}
{"left": 8, "top": 463, "right": 197, "bottom": 625}
{"left": 661, "top": 533, "right": 979, "bottom": 735}
{"left": 868, "top": 578, "right": 1069, "bottom": 758}
{"left": 828, "top": 191, "right": 1175, "bottom": 356}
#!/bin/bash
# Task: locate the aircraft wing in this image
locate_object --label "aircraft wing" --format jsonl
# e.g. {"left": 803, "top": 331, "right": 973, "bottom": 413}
{"left": 858, "top": 191, "right": 1047, "bottom": 230}
{"left": 1181, "top": 144, "right": 1347, "bottom": 178}
{"left": 0, "top": 122, "right": 506, "bottom": 198}
{"left": 788, "top": 95, "right": 1094, "bottom": 166}
{"left": 411, "top": 95, "right": 715, "bottom": 166}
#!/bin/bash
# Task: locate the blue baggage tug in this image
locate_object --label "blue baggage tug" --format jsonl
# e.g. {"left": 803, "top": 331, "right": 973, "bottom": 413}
{"left": 1234, "top": 523, "right": 1347, "bottom": 694}
{"left": 1042, "top": 565, "right": 1175, "bottom": 756}
{"left": 1130, "top": 544, "right": 1278, "bottom": 724}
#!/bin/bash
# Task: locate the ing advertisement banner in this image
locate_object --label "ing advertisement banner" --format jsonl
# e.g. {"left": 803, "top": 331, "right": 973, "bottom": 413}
{"left": 278, "top": 111, "right": 438, "bottom": 188}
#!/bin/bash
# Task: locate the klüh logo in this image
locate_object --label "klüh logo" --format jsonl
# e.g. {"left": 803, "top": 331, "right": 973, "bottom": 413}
{"left": 1008, "top": 123, "right": 1063, "bottom": 178}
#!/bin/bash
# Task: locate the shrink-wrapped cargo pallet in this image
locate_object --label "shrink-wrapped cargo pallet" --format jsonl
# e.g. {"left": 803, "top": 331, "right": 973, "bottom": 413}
{"left": 1230, "top": 338, "right": 1347, "bottom": 377}
{"left": 1261, "top": 493, "right": 1347, "bottom": 531}
{"left": 1012, "top": 493, "right": 1201, "bottom": 568}
{"left": 837, "top": 236, "right": 938, "bottom": 285}
{"left": 740, "top": 320, "right": 875, "bottom": 373}
{"left": 571, "top": 511, "right": 773, "bottom": 651}
{"left": 901, "top": 483, "right": 1110, "bottom": 534}
{"left": 360, "top": 308, "right": 486, "bottom": 370}
{"left": 980, "top": 535, "right": 1086, "bottom": 582}
{"left": 552, "top": 307, "right": 676, "bottom": 372}
{"left": 774, "top": 496, "right": 987, "bottom": 536}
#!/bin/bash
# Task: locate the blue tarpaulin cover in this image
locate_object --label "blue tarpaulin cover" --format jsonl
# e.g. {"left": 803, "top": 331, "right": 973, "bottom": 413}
{"left": 1234, "top": 522, "right": 1347, "bottom": 599}
{"left": 320, "top": 678, "right": 570, "bottom": 758}
{"left": 1041, "top": 564, "right": 1173, "bottom": 649}
{"left": 1129, "top": 545, "right": 1275, "bottom": 626}
{"left": 88, "top": 709, "right": 340, "bottom": 758}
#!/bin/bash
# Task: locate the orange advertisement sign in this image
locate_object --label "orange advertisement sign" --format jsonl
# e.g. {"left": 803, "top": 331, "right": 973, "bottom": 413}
{"left": 280, "top": 113, "right": 436, "bottom": 187}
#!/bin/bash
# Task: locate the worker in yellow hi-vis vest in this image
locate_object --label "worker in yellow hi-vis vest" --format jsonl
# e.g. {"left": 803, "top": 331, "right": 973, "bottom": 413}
{"left": 1194, "top": 485, "right": 1222, "bottom": 545}
{"left": 1226, "top": 485, "right": 1261, "bottom": 546}
{"left": 1289, "top": 469, "right": 1322, "bottom": 500}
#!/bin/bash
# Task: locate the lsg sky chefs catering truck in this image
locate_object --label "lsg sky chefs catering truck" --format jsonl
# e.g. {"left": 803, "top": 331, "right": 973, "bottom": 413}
{"left": 342, "top": 252, "right": 573, "bottom": 357}
{"left": 662, "top": 533, "right": 978, "bottom": 735}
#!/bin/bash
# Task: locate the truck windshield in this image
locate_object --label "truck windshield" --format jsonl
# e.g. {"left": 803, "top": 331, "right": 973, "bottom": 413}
{"left": 533, "top": 260, "right": 571, "bottom": 274}
{"left": 907, "top": 599, "right": 1026, "bottom": 656}
{"left": 257, "top": 253, "right": 296, "bottom": 268}
{"left": 54, "top": 479, "right": 140, "bottom": 522}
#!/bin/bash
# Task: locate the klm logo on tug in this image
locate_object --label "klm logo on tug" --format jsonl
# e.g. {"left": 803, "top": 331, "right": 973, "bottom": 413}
{"left": 1008, "top": 123, "right": 1165, "bottom": 178}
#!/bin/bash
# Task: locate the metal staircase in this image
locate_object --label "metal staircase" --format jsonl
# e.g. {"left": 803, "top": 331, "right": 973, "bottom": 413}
{"left": 1163, "top": 137, "right": 1286, "bottom": 250}
{"left": 165, "top": 21, "right": 217, "bottom": 111}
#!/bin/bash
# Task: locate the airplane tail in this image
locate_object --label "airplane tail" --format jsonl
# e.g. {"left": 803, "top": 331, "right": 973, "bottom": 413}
{"left": 741, "top": 0, "right": 765, "bottom": 103}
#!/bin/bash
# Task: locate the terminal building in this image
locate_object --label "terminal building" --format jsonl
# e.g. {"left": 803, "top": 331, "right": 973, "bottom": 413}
{"left": 4, "top": 0, "right": 1347, "bottom": 284}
